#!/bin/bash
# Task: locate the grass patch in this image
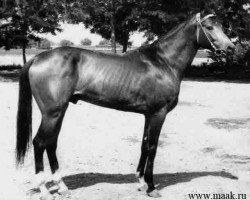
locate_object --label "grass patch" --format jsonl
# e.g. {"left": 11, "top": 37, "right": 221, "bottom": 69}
{"left": 185, "top": 64, "right": 250, "bottom": 83}
{"left": 0, "top": 64, "right": 21, "bottom": 82}
{"left": 0, "top": 64, "right": 22, "bottom": 70}
{"left": 0, "top": 48, "right": 45, "bottom": 55}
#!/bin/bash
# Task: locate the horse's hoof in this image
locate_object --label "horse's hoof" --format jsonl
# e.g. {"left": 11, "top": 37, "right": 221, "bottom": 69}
{"left": 49, "top": 184, "right": 59, "bottom": 193}
{"left": 136, "top": 174, "right": 148, "bottom": 191}
{"left": 138, "top": 183, "right": 148, "bottom": 191}
{"left": 58, "top": 189, "right": 71, "bottom": 198}
{"left": 147, "top": 189, "right": 161, "bottom": 198}
{"left": 40, "top": 193, "right": 54, "bottom": 200}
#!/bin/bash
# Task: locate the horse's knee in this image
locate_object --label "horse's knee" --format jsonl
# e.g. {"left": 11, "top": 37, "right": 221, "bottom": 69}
{"left": 33, "top": 134, "right": 57, "bottom": 151}
{"left": 33, "top": 135, "right": 46, "bottom": 149}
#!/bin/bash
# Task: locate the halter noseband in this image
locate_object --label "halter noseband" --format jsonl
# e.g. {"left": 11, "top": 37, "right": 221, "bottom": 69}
{"left": 196, "top": 13, "right": 222, "bottom": 54}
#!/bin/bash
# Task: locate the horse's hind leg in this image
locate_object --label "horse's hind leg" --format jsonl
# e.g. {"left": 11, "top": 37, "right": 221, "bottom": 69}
{"left": 47, "top": 136, "right": 70, "bottom": 196}
{"left": 33, "top": 105, "right": 68, "bottom": 199}
{"left": 47, "top": 143, "right": 70, "bottom": 197}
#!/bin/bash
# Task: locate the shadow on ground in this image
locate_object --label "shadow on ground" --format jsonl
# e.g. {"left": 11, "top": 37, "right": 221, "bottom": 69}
{"left": 184, "top": 77, "right": 250, "bottom": 84}
{"left": 63, "top": 171, "right": 237, "bottom": 191}
{"left": 206, "top": 118, "right": 250, "bottom": 130}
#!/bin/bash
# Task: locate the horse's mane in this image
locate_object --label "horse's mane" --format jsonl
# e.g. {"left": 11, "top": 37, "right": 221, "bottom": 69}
{"left": 156, "top": 21, "right": 188, "bottom": 44}
{"left": 125, "top": 15, "right": 193, "bottom": 60}
{"left": 135, "top": 19, "right": 189, "bottom": 54}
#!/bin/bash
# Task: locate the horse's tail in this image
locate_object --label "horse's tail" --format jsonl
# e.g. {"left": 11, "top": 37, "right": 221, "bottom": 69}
{"left": 16, "top": 59, "right": 34, "bottom": 165}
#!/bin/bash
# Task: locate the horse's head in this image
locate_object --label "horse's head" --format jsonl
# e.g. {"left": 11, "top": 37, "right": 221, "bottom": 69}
{"left": 196, "top": 13, "right": 235, "bottom": 54}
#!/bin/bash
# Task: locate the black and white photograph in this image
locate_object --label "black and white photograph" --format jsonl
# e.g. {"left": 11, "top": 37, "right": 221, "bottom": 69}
{"left": 0, "top": 0, "right": 250, "bottom": 199}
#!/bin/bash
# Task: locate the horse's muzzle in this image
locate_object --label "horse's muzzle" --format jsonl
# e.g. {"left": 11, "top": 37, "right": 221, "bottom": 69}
{"left": 226, "top": 45, "right": 235, "bottom": 55}
{"left": 215, "top": 44, "right": 235, "bottom": 56}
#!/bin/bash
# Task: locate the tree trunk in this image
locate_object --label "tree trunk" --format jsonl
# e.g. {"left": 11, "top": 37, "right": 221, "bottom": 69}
{"left": 122, "top": 42, "right": 127, "bottom": 53}
{"left": 22, "top": 41, "right": 26, "bottom": 64}
{"left": 110, "top": 15, "right": 116, "bottom": 54}
{"left": 122, "top": 32, "right": 129, "bottom": 53}
{"left": 2, "top": 0, "right": 7, "bottom": 10}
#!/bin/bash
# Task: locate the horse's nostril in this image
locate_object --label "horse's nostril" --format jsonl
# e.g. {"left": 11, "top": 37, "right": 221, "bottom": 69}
{"left": 215, "top": 49, "right": 222, "bottom": 55}
{"left": 227, "top": 45, "right": 235, "bottom": 54}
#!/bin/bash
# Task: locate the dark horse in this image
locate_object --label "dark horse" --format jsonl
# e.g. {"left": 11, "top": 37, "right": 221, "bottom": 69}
{"left": 16, "top": 13, "right": 234, "bottom": 199}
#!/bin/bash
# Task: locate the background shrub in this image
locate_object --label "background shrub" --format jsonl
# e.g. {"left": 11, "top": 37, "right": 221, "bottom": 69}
{"left": 39, "top": 38, "right": 52, "bottom": 49}
{"left": 59, "top": 39, "right": 74, "bottom": 47}
{"left": 81, "top": 38, "right": 92, "bottom": 46}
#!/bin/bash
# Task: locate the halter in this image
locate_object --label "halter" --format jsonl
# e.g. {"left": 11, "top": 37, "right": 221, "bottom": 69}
{"left": 196, "top": 13, "right": 222, "bottom": 54}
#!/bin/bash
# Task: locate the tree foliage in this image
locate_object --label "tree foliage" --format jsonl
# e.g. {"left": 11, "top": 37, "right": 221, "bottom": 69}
{"left": 63, "top": 0, "right": 140, "bottom": 53}
{"left": 136, "top": 0, "right": 250, "bottom": 42}
{"left": 1, "top": 0, "right": 249, "bottom": 59}
{"left": 207, "top": 0, "right": 250, "bottom": 41}
{"left": 59, "top": 0, "right": 249, "bottom": 52}
{"left": 0, "top": 0, "right": 61, "bottom": 63}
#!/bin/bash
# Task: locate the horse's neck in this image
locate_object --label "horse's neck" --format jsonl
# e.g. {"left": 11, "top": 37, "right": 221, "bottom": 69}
{"left": 154, "top": 19, "right": 198, "bottom": 80}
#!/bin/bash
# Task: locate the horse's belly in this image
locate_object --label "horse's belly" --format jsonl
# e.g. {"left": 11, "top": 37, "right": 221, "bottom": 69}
{"left": 71, "top": 86, "right": 147, "bottom": 113}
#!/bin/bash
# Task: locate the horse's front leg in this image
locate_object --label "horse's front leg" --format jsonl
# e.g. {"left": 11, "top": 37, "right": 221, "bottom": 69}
{"left": 136, "top": 116, "right": 150, "bottom": 191}
{"left": 144, "top": 108, "right": 167, "bottom": 198}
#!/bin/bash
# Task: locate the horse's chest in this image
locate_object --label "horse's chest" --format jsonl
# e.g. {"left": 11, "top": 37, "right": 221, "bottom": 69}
{"left": 142, "top": 76, "right": 180, "bottom": 110}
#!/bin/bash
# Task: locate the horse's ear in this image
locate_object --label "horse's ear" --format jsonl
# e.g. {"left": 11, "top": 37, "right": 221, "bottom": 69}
{"left": 196, "top": 13, "right": 201, "bottom": 22}
{"left": 200, "top": 10, "right": 211, "bottom": 18}
{"left": 200, "top": 10, "right": 206, "bottom": 18}
{"left": 201, "top": 6, "right": 216, "bottom": 18}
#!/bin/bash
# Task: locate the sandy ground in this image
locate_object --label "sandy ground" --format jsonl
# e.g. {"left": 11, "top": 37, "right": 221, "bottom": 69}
{"left": 0, "top": 79, "right": 250, "bottom": 200}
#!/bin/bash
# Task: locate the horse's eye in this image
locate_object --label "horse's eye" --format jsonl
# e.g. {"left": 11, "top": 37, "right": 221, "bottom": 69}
{"left": 206, "top": 26, "right": 213, "bottom": 30}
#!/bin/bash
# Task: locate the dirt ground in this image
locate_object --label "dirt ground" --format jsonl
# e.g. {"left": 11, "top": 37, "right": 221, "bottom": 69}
{"left": 0, "top": 79, "right": 250, "bottom": 200}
